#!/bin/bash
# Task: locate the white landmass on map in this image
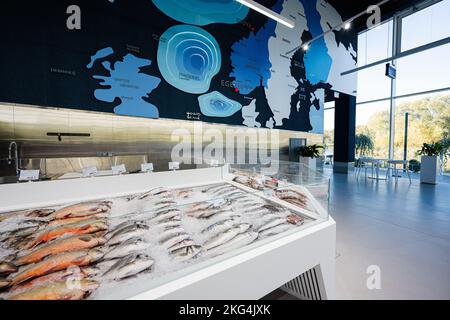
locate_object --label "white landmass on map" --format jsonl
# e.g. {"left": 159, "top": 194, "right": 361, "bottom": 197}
{"left": 266, "top": 0, "right": 308, "bottom": 126}
{"left": 241, "top": 99, "right": 261, "bottom": 128}
{"left": 309, "top": 88, "right": 325, "bottom": 133}
{"left": 266, "top": 118, "right": 275, "bottom": 129}
{"left": 317, "top": 0, "right": 357, "bottom": 95}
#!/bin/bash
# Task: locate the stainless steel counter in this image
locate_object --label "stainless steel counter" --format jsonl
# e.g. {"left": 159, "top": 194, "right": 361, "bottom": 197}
{"left": 0, "top": 103, "right": 323, "bottom": 181}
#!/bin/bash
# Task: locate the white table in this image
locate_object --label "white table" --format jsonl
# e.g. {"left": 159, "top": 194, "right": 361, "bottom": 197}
{"left": 365, "top": 158, "right": 388, "bottom": 180}
{"left": 386, "top": 160, "right": 412, "bottom": 183}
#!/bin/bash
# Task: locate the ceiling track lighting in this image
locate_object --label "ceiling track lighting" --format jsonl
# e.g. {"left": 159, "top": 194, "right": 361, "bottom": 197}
{"left": 236, "top": 0, "right": 295, "bottom": 29}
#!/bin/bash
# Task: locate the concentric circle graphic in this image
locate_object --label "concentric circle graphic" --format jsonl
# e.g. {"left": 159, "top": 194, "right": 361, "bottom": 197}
{"left": 157, "top": 25, "right": 222, "bottom": 94}
{"left": 152, "top": 0, "right": 249, "bottom": 26}
{"left": 198, "top": 91, "right": 242, "bottom": 117}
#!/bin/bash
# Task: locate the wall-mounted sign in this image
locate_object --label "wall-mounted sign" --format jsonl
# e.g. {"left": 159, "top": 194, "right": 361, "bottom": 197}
{"left": 385, "top": 63, "right": 397, "bottom": 79}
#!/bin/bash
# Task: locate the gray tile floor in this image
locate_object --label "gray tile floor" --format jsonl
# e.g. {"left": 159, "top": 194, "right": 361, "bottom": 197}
{"left": 263, "top": 171, "right": 450, "bottom": 300}
{"left": 331, "top": 171, "right": 450, "bottom": 299}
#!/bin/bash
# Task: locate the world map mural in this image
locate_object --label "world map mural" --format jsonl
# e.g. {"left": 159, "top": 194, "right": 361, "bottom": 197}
{"left": 0, "top": 0, "right": 358, "bottom": 133}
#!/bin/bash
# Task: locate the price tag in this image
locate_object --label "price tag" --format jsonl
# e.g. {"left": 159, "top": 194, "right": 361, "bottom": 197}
{"left": 169, "top": 161, "right": 180, "bottom": 171}
{"left": 19, "top": 170, "right": 40, "bottom": 182}
{"left": 210, "top": 159, "right": 219, "bottom": 167}
{"left": 112, "top": 164, "right": 126, "bottom": 175}
{"left": 82, "top": 166, "right": 98, "bottom": 178}
{"left": 141, "top": 163, "right": 154, "bottom": 173}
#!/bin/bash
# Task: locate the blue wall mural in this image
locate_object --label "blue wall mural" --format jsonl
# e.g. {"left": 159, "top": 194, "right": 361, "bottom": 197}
{"left": 157, "top": 25, "right": 221, "bottom": 94}
{"left": 0, "top": 0, "right": 357, "bottom": 133}
{"left": 152, "top": 0, "right": 250, "bottom": 26}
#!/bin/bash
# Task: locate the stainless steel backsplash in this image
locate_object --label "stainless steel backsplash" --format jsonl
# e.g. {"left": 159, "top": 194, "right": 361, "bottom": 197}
{"left": 0, "top": 103, "right": 323, "bottom": 177}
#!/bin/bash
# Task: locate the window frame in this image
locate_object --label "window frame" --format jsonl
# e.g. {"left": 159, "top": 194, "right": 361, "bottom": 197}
{"left": 354, "top": 0, "right": 449, "bottom": 159}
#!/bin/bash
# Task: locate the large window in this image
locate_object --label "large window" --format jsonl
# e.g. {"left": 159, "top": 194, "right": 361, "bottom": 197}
{"left": 357, "top": 64, "right": 392, "bottom": 102}
{"left": 393, "top": 92, "right": 450, "bottom": 172}
{"left": 401, "top": 0, "right": 450, "bottom": 51}
{"left": 396, "top": 44, "right": 450, "bottom": 96}
{"left": 357, "top": 20, "right": 393, "bottom": 67}
{"left": 355, "top": 0, "right": 450, "bottom": 170}
{"left": 357, "top": 20, "right": 393, "bottom": 102}
{"left": 356, "top": 101, "right": 390, "bottom": 159}
{"left": 323, "top": 102, "right": 335, "bottom": 159}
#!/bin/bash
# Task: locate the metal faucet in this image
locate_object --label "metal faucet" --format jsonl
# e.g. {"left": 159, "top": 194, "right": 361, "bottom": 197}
{"left": 8, "top": 141, "right": 20, "bottom": 176}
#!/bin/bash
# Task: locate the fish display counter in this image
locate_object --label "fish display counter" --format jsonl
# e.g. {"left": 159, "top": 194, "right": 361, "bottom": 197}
{"left": 0, "top": 165, "right": 335, "bottom": 300}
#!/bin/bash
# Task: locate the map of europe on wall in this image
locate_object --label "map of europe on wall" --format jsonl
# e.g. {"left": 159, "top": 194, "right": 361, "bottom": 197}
{"left": 0, "top": 0, "right": 357, "bottom": 133}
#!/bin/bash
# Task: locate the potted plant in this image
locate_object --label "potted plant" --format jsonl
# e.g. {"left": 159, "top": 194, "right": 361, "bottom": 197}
{"left": 355, "top": 133, "right": 374, "bottom": 158}
{"left": 417, "top": 142, "right": 443, "bottom": 184}
{"left": 297, "top": 144, "right": 324, "bottom": 171}
{"left": 408, "top": 159, "right": 421, "bottom": 173}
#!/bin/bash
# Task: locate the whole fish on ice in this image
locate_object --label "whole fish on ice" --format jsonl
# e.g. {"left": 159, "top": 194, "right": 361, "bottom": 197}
{"left": 10, "top": 267, "right": 97, "bottom": 293}
{"left": 103, "top": 254, "right": 154, "bottom": 280}
{"left": 7, "top": 279, "right": 99, "bottom": 300}
{"left": 257, "top": 217, "right": 286, "bottom": 233}
{"left": 167, "top": 239, "right": 196, "bottom": 253}
{"left": 148, "top": 208, "right": 181, "bottom": 224}
{"left": 103, "top": 238, "right": 149, "bottom": 260}
{"left": 48, "top": 201, "right": 112, "bottom": 220}
{"left": 158, "top": 226, "right": 186, "bottom": 243}
{"left": 10, "top": 249, "right": 104, "bottom": 286}
{"left": 203, "top": 223, "right": 251, "bottom": 251}
{"left": 15, "top": 234, "right": 106, "bottom": 266}
{"left": 200, "top": 216, "right": 240, "bottom": 235}
{"left": 24, "top": 219, "right": 107, "bottom": 249}
{"left": 260, "top": 224, "right": 293, "bottom": 237}
{"left": 170, "top": 245, "right": 202, "bottom": 262}
{"left": 107, "top": 223, "right": 149, "bottom": 246}
{"left": 0, "top": 261, "right": 17, "bottom": 276}
{"left": 206, "top": 231, "right": 259, "bottom": 256}
{"left": 160, "top": 233, "right": 192, "bottom": 248}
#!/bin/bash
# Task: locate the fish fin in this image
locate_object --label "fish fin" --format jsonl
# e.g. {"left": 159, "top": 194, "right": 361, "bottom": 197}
{"left": 45, "top": 265, "right": 61, "bottom": 274}
{"left": 24, "top": 239, "right": 39, "bottom": 250}
{"left": 0, "top": 279, "right": 11, "bottom": 290}
{"left": 78, "top": 236, "right": 93, "bottom": 242}
{"left": 79, "top": 225, "right": 91, "bottom": 231}
{"left": 102, "top": 255, "right": 133, "bottom": 276}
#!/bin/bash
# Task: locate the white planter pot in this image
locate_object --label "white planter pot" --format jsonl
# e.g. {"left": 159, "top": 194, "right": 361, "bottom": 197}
{"left": 420, "top": 155, "right": 438, "bottom": 184}
{"left": 300, "top": 157, "right": 317, "bottom": 171}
